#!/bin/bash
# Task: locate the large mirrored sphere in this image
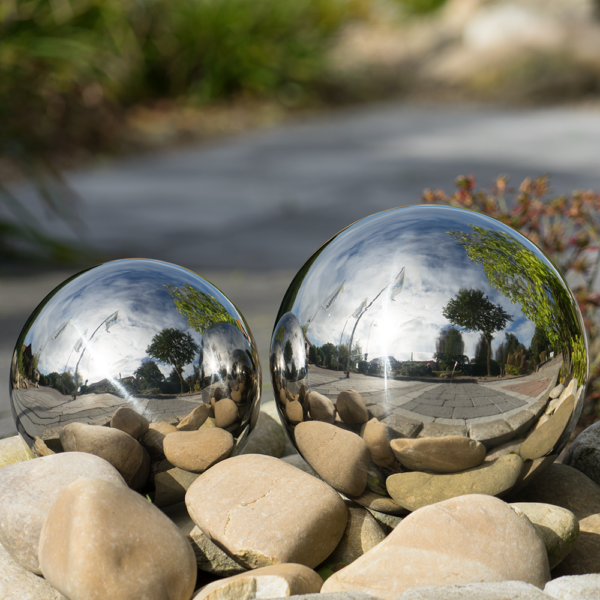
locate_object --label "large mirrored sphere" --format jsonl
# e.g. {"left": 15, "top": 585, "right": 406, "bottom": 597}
{"left": 270, "top": 205, "right": 588, "bottom": 514}
{"left": 10, "top": 259, "right": 261, "bottom": 486}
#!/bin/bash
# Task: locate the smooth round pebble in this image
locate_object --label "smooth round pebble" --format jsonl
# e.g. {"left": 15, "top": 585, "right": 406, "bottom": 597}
{"left": 0, "top": 452, "right": 125, "bottom": 574}
{"left": 185, "top": 454, "right": 348, "bottom": 569}
{"left": 193, "top": 563, "right": 323, "bottom": 599}
{"left": 163, "top": 428, "right": 233, "bottom": 473}
{"left": 110, "top": 406, "right": 149, "bottom": 439}
{"left": 39, "top": 478, "right": 196, "bottom": 600}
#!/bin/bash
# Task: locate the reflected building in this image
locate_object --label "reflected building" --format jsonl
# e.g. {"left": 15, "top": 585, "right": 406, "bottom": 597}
{"left": 270, "top": 205, "right": 588, "bottom": 514}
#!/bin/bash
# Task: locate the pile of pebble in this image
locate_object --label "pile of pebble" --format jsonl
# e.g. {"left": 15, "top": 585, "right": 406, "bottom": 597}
{"left": 274, "top": 380, "right": 582, "bottom": 515}
{"left": 2, "top": 396, "right": 600, "bottom": 600}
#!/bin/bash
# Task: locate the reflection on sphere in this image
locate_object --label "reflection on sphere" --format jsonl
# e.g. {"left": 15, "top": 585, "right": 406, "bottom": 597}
{"left": 270, "top": 205, "right": 588, "bottom": 514}
{"left": 10, "top": 259, "right": 260, "bottom": 495}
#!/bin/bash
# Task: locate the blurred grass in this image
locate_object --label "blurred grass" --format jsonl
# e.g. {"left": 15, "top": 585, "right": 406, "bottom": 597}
{"left": 0, "top": 0, "right": 447, "bottom": 263}
{"left": 0, "top": 0, "right": 369, "bottom": 157}
{"left": 0, "top": 0, "right": 448, "bottom": 157}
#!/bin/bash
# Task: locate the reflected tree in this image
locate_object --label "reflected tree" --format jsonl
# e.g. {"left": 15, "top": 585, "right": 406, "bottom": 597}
{"left": 146, "top": 328, "right": 199, "bottom": 394}
{"left": 443, "top": 288, "right": 513, "bottom": 376}
{"left": 435, "top": 326, "right": 465, "bottom": 370}
{"left": 448, "top": 225, "right": 587, "bottom": 382}
{"left": 529, "top": 325, "right": 551, "bottom": 366}
{"left": 165, "top": 284, "right": 241, "bottom": 335}
{"left": 134, "top": 359, "right": 165, "bottom": 390}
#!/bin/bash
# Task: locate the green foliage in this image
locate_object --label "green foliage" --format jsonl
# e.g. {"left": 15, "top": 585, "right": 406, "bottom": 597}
{"left": 505, "top": 363, "right": 521, "bottom": 376}
{"left": 435, "top": 325, "right": 465, "bottom": 370}
{"left": 0, "top": 0, "right": 358, "bottom": 157}
{"left": 448, "top": 226, "right": 585, "bottom": 383}
{"left": 141, "top": 0, "right": 352, "bottom": 102}
{"left": 394, "top": 0, "right": 446, "bottom": 16}
{"left": 398, "top": 362, "right": 429, "bottom": 377}
{"left": 165, "top": 284, "right": 240, "bottom": 335}
{"left": 424, "top": 175, "right": 599, "bottom": 421}
{"left": 146, "top": 327, "right": 199, "bottom": 393}
{"left": 134, "top": 359, "right": 164, "bottom": 390}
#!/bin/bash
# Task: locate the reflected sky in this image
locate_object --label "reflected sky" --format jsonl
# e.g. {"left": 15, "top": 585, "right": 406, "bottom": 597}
{"left": 285, "top": 206, "right": 546, "bottom": 362}
{"left": 23, "top": 260, "right": 241, "bottom": 383}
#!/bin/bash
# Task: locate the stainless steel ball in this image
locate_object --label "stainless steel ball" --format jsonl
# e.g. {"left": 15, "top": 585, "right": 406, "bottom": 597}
{"left": 270, "top": 205, "right": 588, "bottom": 514}
{"left": 10, "top": 259, "right": 261, "bottom": 464}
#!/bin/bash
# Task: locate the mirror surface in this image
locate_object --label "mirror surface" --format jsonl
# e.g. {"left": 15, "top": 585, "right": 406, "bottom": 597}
{"left": 270, "top": 205, "right": 588, "bottom": 514}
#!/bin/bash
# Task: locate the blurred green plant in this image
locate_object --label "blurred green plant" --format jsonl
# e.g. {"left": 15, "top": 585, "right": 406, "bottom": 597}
{"left": 0, "top": 0, "right": 362, "bottom": 157}
{"left": 1, "top": 0, "right": 364, "bottom": 262}
{"left": 394, "top": 0, "right": 446, "bottom": 16}
{"left": 423, "top": 175, "right": 600, "bottom": 429}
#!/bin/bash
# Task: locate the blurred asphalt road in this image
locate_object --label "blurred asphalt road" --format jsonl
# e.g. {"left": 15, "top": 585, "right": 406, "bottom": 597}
{"left": 2, "top": 102, "right": 600, "bottom": 437}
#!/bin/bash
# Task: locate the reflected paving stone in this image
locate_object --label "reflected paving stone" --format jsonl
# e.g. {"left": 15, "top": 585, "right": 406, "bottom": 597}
{"left": 270, "top": 206, "right": 588, "bottom": 513}
{"left": 9, "top": 259, "right": 261, "bottom": 506}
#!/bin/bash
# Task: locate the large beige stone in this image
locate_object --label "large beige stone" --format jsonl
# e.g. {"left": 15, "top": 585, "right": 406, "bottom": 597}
{"left": 0, "top": 542, "right": 67, "bottom": 600}
{"left": 360, "top": 418, "right": 395, "bottom": 467}
{"left": 295, "top": 421, "right": 370, "bottom": 496}
{"left": 390, "top": 436, "right": 486, "bottom": 473}
{"left": 511, "top": 502, "right": 579, "bottom": 569}
{"left": 321, "top": 494, "right": 550, "bottom": 598}
{"left": 110, "top": 406, "right": 149, "bottom": 439}
{"left": 185, "top": 454, "right": 348, "bottom": 569}
{"left": 323, "top": 501, "right": 387, "bottom": 567}
{"left": 336, "top": 390, "right": 369, "bottom": 427}
{"left": 0, "top": 435, "right": 35, "bottom": 468}
{"left": 39, "top": 478, "right": 196, "bottom": 600}
{"left": 177, "top": 404, "right": 211, "bottom": 431}
{"left": 307, "top": 391, "right": 336, "bottom": 424}
{"left": 193, "top": 564, "right": 323, "bottom": 599}
{"left": 386, "top": 453, "right": 523, "bottom": 511}
{"left": 163, "top": 428, "right": 233, "bottom": 473}
{"left": 163, "top": 503, "right": 246, "bottom": 576}
{"left": 280, "top": 453, "right": 319, "bottom": 477}
{"left": 59, "top": 422, "right": 145, "bottom": 486}
{"left": 396, "top": 580, "right": 552, "bottom": 600}
{"left": 141, "top": 422, "right": 178, "bottom": 459}
{"left": 0, "top": 452, "right": 126, "bottom": 574}
{"left": 544, "top": 573, "right": 600, "bottom": 599}
{"left": 510, "top": 463, "right": 600, "bottom": 576}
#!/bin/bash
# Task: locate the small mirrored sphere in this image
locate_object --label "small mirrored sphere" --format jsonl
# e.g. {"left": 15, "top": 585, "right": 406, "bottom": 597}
{"left": 270, "top": 205, "right": 589, "bottom": 514}
{"left": 10, "top": 259, "right": 261, "bottom": 470}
